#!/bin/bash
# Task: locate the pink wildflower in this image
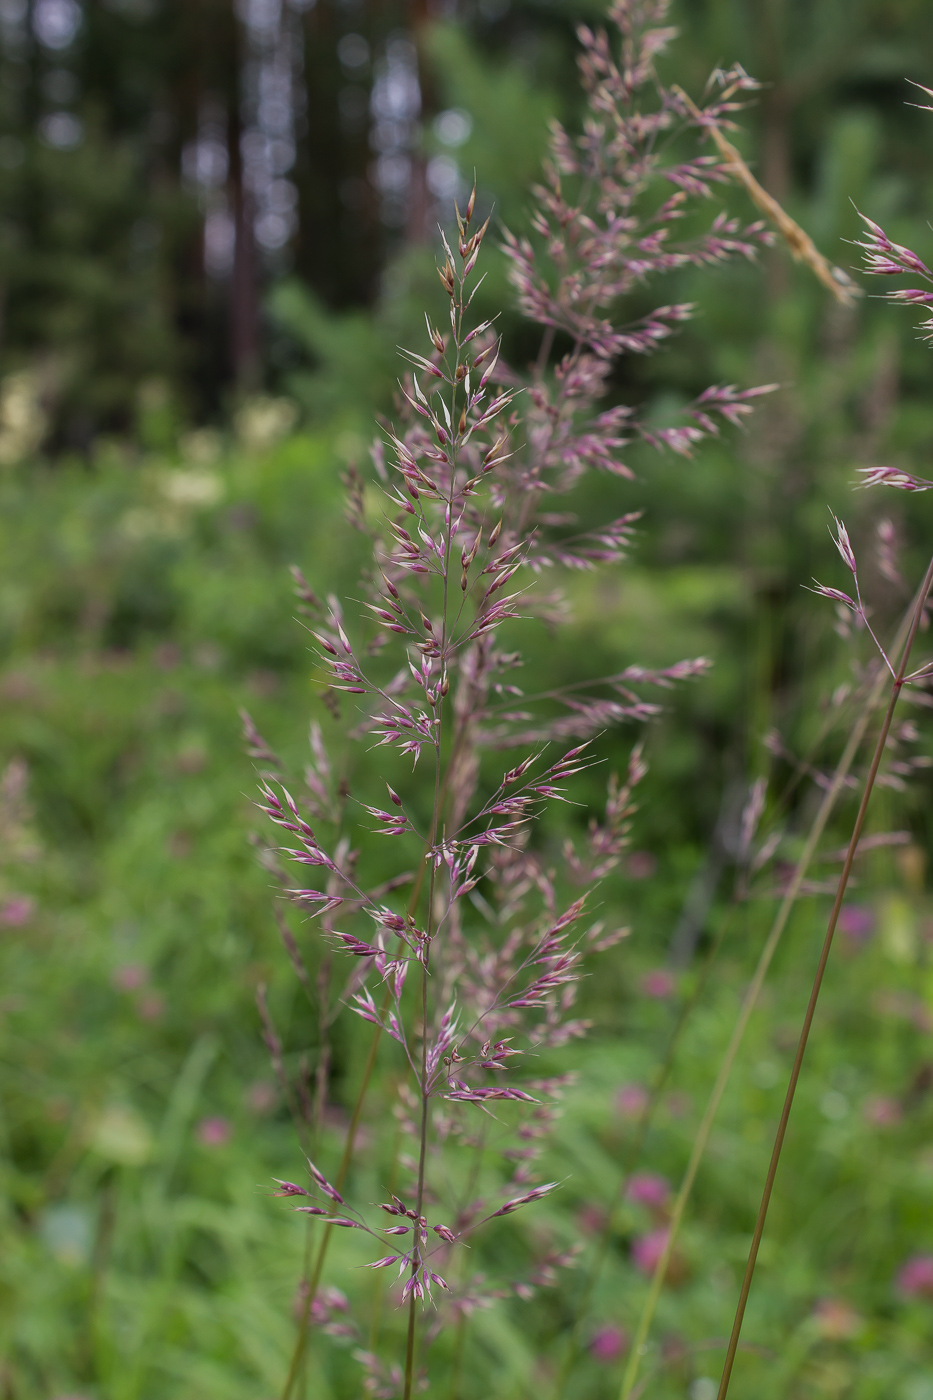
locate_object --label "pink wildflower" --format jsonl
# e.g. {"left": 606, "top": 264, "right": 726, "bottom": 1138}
{"left": 631, "top": 1228, "right": 670, "bottom": 1275}
{"left": 838, "top": 904, "right": 875, "bottom": 946}
{"left": 589, "top": 1325, "right": 627, "bottom": 1363}
{"left": 197, "top": 1116, "right": 232, "bottom": 1147}
{"left": 641, "top": 969, "right": 675, "bottom": 999}
{"left": 863, "top": 1095, "right": 902, "bottom": 1128}
{"left": 112, "top": 964, "right": 147, "bottom": 992}
{"left": 617, "top": 1083, "right": 649, "bottom": 1118}
{"left": 626, "top": 1172, "right": 671, "bottom": 1210}
{"left": 0, "top": 895, "right": 34, "bottom": 926}
{"left": 897, "top": 1254, "right": 933, "bottom": 1299}
{"left": 811, "top": 1297, "right": 862, "bottom": 1340}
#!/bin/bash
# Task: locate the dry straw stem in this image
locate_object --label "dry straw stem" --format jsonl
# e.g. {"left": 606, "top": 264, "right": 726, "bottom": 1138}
{"left": 618, "top": 579, "right": 929, "bottom": 1400}
{"left": 672, "top": 86, "right": 859, "bottom": 307}
{"left": 716, "top": 549, "right": 933, "bottom": 1398}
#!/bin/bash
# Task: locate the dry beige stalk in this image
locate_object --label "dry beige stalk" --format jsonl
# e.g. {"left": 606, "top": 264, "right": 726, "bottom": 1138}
{"left": 674, "top": 85, "right": 861, "bottom": 307}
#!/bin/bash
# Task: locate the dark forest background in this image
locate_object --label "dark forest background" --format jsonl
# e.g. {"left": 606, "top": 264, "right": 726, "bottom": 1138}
{"left": 2, "top": 0, "right": 933, "bottom": 441}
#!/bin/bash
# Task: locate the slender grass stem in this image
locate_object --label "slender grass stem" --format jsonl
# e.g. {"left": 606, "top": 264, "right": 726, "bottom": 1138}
{"left": 403, "top": 948, "right": 433, "bottom": 1399}
{"left": 403, "top": 297, "right": 462, "bottom": 1398}
{"left": 557, "top": 688, "right": 872, "bottom": 1394}
{"left": 404, "top": 782, "right": 442, "bottom": 1400}
{"left": 281, "top": 994, "right": 391, "bottom": 1400}
{"left": 715, "top": 550, "right": 933, "bottom": 1399}
{"left": 281, "top": 675, "right": 458, "bottom": 1400}
{"left": 618, "top": 578, "right": 927, "bottom": 1400}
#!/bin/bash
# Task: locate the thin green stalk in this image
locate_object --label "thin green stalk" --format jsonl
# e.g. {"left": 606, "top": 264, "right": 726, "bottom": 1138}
{"left": 624, "top": 1337, "right": 774, "bottom": 1400}
{"left": 402, "top": 705, "right": 445, "bottom": 1394}
{"left": 282, "top": 675, "right": 456, "bottom": 1400}
{"left": 281, "top": 995, "right": 390, "bottom": 1400}
{"left": 403, "top": 945, "right": 434, "bottom": 1398}
{"left": 716, "top": 550, "right": 933, "bottom": 1398}
{"left": 402, "top": 604, "right": 448, "bottom": 1400}
{"left": 618, "top": 583, "right": 924, "bottom": 1400}
{"left": 554, "top": 906, "right": 735, "bottom": 1396}
{"left": 403, "top": 282, "right": 464, "bottom": 1399}
{"left": 290, "top": 738, "right": 465, "bottom": 1384}
{"left": 559, "top": 679, "right": 876, "bottom": 1394}
{"left": 404, "top": 729, "right": 446, "bottom": 1397}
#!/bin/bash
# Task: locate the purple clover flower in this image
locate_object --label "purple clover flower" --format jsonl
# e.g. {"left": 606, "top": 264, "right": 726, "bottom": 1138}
{"left": 589, "top": 1325, "right": 628, "bottom": 1362}
{"left": 626, "top": 1173, "right": 672, "bottom": 1210}
{"left": 631, "top": 1228, "right": 671, "bottom": 1276}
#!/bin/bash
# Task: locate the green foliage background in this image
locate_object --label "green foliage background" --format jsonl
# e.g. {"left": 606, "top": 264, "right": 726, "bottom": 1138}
{"left": 4, "top": 2, "right": 933, "bottom": 1398}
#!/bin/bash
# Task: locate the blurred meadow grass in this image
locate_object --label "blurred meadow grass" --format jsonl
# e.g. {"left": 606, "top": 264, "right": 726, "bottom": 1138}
{"left": 1, "top": 418, "right": 933, "bottom": 1399}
